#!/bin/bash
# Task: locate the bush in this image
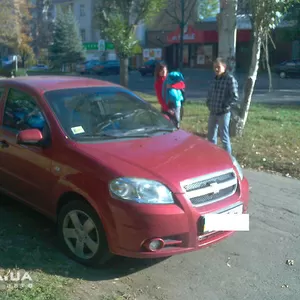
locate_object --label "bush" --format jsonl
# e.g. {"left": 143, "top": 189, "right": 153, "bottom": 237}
{"left": 13, "top": 68, "right": 28, "bottom": 77}
{"left": 0, "top": 68, "right": 14, "bottom": 77}
{"left": 0, "top": 67, "right": 28, "bottom": 78}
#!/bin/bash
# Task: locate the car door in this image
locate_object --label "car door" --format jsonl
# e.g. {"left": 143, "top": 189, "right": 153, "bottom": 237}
{"left": 0, "top": 86, "right": 7, "bottom": 186}
{"left": 0, "top": 87, "right": 57, "bottom": 214}
{"left": 285, "top": 61, "right": 296, "bottom": 75}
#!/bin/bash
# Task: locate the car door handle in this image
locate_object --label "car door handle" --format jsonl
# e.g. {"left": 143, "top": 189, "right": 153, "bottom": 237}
{"left": 0, "top": 140, "right": 9, "bottom": 148}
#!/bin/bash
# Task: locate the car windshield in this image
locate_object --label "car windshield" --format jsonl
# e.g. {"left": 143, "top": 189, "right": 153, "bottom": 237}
{"left": 44, "top": 87, "right": 176, "bottom": 142}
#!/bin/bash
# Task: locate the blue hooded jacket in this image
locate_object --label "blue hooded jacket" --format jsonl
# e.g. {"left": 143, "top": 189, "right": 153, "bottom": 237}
{"left": 162, "top": 71, "right": 185, "bottom": 108}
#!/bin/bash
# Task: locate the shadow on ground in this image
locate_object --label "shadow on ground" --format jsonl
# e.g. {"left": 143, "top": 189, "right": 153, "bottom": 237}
{"left": 0, "top": 194, "right": 168, "bottom": 282}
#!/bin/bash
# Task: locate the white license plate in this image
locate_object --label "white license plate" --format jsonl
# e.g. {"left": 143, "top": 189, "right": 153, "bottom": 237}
{"left": 203, "top": 204, "right": 243, "bottom": 233}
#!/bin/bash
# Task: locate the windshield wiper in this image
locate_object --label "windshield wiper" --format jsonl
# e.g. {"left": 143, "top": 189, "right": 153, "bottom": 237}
{"left": 78, "top": 132, "right": 150, "bottom": 140}
{"left": 99, "top": 132, "right": 150, "bottom": 139}
{"left": 123, "top": 127, "right": 176, "bottom": 136}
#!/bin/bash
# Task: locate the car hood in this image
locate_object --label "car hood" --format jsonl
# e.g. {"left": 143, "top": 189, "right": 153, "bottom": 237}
{"left": 75, "top": 130, "right": 235, "bottom": 193}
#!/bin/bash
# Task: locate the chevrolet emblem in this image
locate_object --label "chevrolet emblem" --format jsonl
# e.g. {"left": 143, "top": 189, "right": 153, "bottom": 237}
{"left": 209, "top": 182, "right": 220, "bottom": 194}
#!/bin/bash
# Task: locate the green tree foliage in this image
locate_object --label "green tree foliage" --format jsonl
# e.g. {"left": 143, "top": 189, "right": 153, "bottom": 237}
{"left": 199, "top": 0, "right": 219, "bottom": 19}
{"left": 275, "top": 2, "right": 300, "bottom": 42}
{"left": 94, "top": 0, "right": 167, "bottom": 87}
{"left": 49, "top": 7, "right": 85, "bottom": 70}
{"left": 0, "top": 0, "right": 32, "bottom": 51}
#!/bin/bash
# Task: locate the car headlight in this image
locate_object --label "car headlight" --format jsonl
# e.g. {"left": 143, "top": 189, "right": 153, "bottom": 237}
{"left": 109, "top": 177, "right": 174, "bottom": 204}
{"left": 231, "top": 156, "right": 244, "bottom": 180}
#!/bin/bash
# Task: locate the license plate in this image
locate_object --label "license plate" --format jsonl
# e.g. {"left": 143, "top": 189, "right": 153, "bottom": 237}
{"left": 203, "top": 204, "right": 243, "bottom": 233}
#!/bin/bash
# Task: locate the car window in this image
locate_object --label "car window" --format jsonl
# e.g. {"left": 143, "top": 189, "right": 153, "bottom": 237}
{"left": 0, "top": 87, "right": 5, "bottom": 102}
{"left": 44, "top": 87, "right": 175, "bottom": 142}
{"left": 3, "top": 88, "right": 46, "bottom": 132}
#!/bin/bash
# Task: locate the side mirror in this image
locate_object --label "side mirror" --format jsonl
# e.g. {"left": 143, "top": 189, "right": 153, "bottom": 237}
{"left": 16, "top": 129, "right": 43, "bottom": 146}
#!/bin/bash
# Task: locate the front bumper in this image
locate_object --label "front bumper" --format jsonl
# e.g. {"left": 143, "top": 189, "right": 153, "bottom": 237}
{"left": 107, "top": 177, "right": 249, "bottom": 259}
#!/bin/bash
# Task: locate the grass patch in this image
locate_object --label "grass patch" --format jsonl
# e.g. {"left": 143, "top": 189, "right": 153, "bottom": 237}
{"left": 0, "top": 196, "right": 161, "bottom": 300}
{"left": 0, "top": 198, "right": 75, "bottom": 300}
{"left": 136, "top": 92, "right": 300, "bottom": 179}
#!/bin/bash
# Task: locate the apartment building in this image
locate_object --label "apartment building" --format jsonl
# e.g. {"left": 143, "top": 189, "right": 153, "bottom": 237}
{"left": 52, "top": 0, "right": 102, "bottom": 60}
{"left": 52, "top": 0, "right": 145, "bottom": 62}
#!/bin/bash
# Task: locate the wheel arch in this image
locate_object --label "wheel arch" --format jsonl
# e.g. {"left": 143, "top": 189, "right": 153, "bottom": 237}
{"left": 55, "top": 191, "right": 114, "bottom": 243}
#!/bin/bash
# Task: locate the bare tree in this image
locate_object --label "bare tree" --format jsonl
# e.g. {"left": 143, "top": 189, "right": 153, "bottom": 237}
{"left": 164, "top": 0, "right": 198, "bottom": 72}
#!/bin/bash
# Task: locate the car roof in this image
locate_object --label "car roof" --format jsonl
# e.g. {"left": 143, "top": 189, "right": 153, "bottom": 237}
{"left": 0, "top": 76, "right": 121, "bottom": 93}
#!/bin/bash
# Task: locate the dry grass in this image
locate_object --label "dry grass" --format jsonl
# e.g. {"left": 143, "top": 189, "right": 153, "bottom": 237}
{"left": 137, "top": 92, "right": 300, "bottom": 179}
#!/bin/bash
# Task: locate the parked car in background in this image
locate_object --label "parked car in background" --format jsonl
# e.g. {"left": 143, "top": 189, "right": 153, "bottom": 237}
{"left": 92, "top": 60, "right": 132, "bottom": 75}
{"left": 273, "top": 59, "right": 300, "bottom": 78}
{"left": 76, "top": 60, "right": 102, "bottom": 75}
{"left": 29, "top": 64, "right": 49, "bottom": 71}
{"left": 138, "top": 59, "right": 162, "bottom": 76}
{"left": 92, "top": 60, "right": 121, "bottom": 75}
{"left": 0, "top": 76, "right": 249, "bottom": 267}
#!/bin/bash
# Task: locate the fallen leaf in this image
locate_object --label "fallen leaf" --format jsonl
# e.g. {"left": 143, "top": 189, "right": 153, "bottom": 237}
{"left": 286, "top": 259, "right": 294, "bottom": 266}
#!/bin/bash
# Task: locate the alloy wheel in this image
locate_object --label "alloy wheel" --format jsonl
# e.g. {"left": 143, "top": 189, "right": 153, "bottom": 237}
{"left": 62, "top": 210, "right": 100, "bottom": 260}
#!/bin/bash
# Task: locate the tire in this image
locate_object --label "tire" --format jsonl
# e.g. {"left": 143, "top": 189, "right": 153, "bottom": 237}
{"left": 57, "top": 199, "right": 113, "bottom": 267}
{"left": 279, "top": 71, "right": 286, "bottom": 79}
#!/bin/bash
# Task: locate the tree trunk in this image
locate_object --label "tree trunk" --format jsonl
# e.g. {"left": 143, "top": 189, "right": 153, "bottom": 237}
{"left": 233, "top": 31, "right": 262, "bottom": 137}
{"left": 264, "top": 36, "right": 272, "bottom": 92}
{"left": 217, "top": 0, "right": 237, "bottom": 74}
{"left": 120, "top": 57, "right": 129, "bottom": 87}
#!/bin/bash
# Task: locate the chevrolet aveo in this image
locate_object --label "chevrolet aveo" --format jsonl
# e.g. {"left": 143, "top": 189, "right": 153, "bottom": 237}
{"left": 0, "top": 77, "right": 249, "bottom": 267}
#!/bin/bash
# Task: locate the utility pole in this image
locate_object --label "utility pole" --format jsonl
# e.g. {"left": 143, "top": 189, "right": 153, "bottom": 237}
{"left": 179, "top": 0, "right": 185, "bottom": 72}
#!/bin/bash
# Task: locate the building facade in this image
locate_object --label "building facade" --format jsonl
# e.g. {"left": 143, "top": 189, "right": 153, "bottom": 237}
{"left": 52, "top": 0, "right": 146, "bottom": 63}
{"left": 146, "top": 14, "right": 252, "bottom": 71}
{"left": 146, "top": 4, "right": 299, "bottom": 71}
{"left": 52, "top": 0, "right": 103, "bottom": 60}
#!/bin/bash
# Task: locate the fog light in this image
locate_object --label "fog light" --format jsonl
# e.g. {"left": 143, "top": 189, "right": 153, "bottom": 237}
{"left": 143, "top": 238, "right": 165, "bottom": 252}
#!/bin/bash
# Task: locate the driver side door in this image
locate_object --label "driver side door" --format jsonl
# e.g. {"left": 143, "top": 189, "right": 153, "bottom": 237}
{"left": 0, "top": 87, "right": 55, "bottom": 214}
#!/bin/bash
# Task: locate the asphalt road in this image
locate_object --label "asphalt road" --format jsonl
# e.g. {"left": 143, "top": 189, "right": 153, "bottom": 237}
{"left": 93, "top": 69, "right": 300, "bottom": 104}
{"left": 73, "top": 170, "right": 300, "bottom": 300}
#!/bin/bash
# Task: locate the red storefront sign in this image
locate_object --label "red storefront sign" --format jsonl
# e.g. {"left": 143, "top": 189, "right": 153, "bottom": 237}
{"left": 167, "top": 25, "right": 251, "bottom": 44}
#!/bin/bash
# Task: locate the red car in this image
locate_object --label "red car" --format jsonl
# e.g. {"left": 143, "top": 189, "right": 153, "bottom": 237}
{"left": 0, "top": 77, "right": 249, "bottom": 267}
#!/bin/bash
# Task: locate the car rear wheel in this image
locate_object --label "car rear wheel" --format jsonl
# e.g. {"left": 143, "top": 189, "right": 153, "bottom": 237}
{"left": 279, "top": 71, "right": 286, "bottom": 78}
{"left": 57, "top": 199, "right": 113, "bottom": 267}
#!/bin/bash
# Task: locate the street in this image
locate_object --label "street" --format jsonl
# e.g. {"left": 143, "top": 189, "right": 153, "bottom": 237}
{"left": 70, "top": 170, "right": 300, "bottom": 300}
{"left": 92, "top": 69, "right": 300, "bottom": 104}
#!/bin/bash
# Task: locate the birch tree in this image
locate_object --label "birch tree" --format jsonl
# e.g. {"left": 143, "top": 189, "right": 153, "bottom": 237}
{"left": 94, "top": 0, "right": 166, "bottom": 88}
{"left": 217, "top": 0, "right": 238, "bottom": 74}
{"left": 231, "top": 0, "right": 298, "bottom": 137}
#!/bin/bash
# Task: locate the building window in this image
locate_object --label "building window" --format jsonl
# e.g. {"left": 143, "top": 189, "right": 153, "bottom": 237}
{"left": 80, "top": 29, "right": 86, "bottom": 42}
{"left": 80, "top": 4, "right": 85, "bottom": 17}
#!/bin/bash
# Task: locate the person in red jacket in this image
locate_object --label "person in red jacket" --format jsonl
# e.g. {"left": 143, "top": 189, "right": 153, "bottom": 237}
{"left": 154, "top": 62, "right": 185, "bottom": 116}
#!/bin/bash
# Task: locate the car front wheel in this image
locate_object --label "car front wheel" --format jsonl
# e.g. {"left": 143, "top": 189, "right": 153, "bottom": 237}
{"left": 57, "top": 199, "right": 113, "bottom": 267}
